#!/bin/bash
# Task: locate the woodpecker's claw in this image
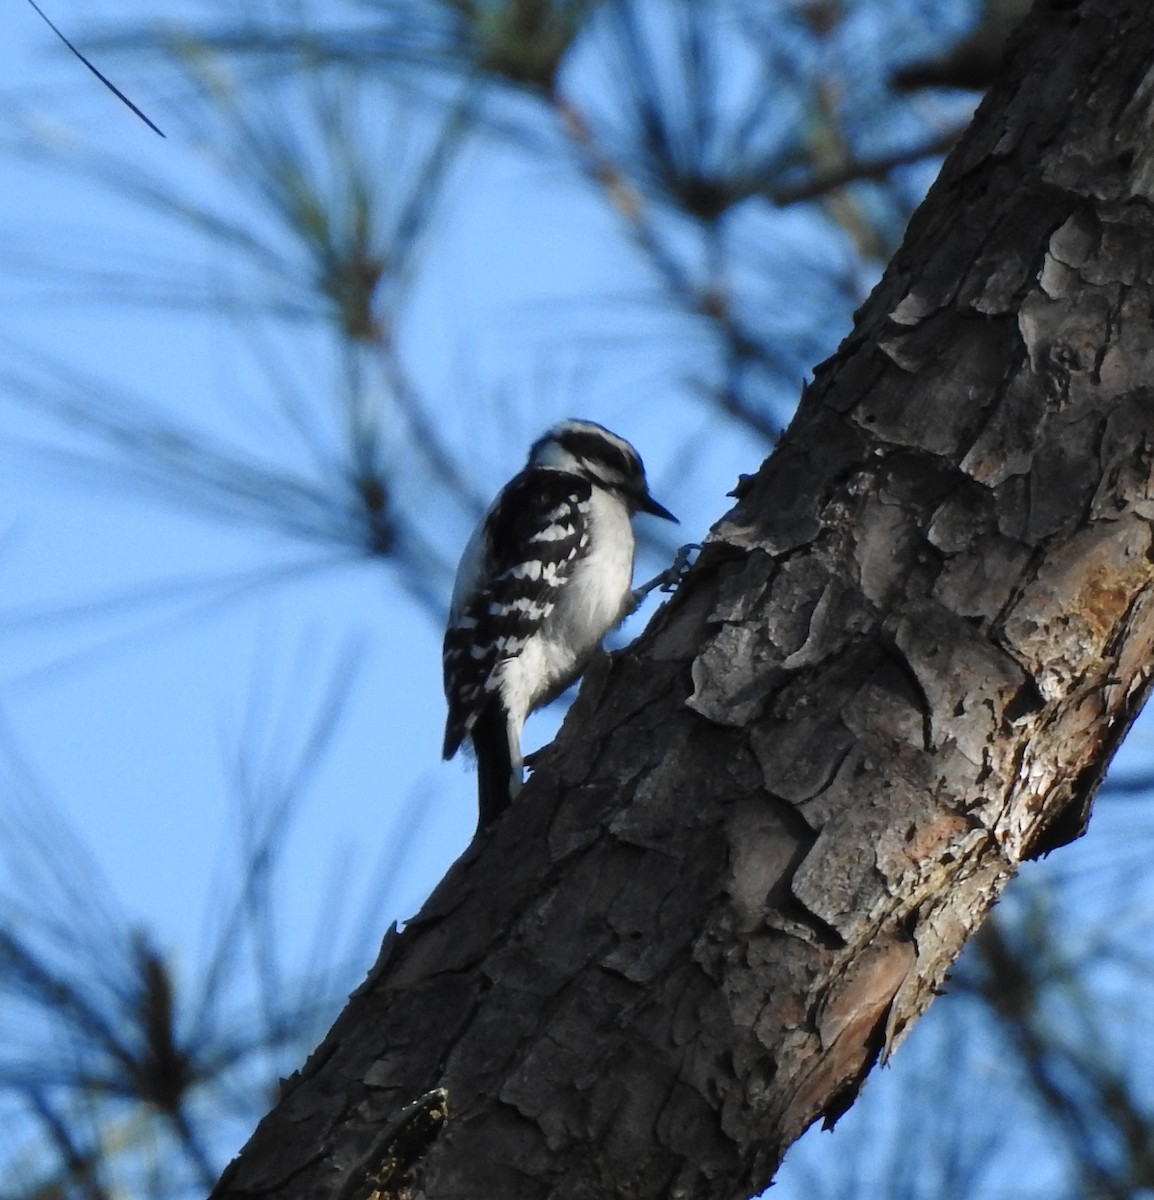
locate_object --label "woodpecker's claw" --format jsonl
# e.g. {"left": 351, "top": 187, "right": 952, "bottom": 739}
{"left": 632, "top": 542, "right": 700, "bottom": 604}
{"left": 661, "top": 542, "right": 700, "bottom": 591}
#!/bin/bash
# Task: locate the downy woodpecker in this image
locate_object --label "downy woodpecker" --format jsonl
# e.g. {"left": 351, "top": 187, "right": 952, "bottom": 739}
{"left": 442, "top": 419, "right": 677, "bottom": 828}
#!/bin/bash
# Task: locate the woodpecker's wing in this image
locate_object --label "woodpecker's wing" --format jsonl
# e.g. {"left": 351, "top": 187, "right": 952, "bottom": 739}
{"left": 442, "top": 468, "right": 592, "bottom": 759}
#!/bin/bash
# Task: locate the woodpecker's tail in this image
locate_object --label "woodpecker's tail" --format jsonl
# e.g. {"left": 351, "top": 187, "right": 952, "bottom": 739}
{"left": 472, "top": 699, "right": 522, "bottom": 830}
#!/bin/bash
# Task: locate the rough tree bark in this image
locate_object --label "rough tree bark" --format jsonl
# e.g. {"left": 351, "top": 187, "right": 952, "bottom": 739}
{"left": 213, "top": 2, "right": 1154, "bottom": 1197}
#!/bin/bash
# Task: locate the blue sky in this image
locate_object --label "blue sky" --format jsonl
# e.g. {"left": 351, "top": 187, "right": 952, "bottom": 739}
{"left": 0, "top": 2, "right": 458, "bottom": 976}
{"left": 0, "top": 0, "right": 749, "bottom": 995}
{"left": 4, "top": 1, "right": 1154, "bottom": 1195}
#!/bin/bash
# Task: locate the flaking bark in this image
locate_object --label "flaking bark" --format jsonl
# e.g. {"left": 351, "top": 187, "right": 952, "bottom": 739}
{"left": 212, "top": 2, "right": 1154, "bottom": 1197}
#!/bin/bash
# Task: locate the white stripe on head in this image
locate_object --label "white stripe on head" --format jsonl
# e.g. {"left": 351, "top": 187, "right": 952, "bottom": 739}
{"left": 528, "top": 419, "right": 644, "bottom": 493}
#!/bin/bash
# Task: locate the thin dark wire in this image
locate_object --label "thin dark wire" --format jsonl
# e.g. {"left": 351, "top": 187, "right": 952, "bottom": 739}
{"left": 24, "top": 0, "right": 166, "bottom": 138}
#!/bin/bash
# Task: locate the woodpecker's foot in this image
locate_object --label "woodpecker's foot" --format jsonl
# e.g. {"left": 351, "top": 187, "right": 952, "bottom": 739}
{"left": 662, "top": 542, "right": 700, "bottom": 591}
{"left": 632, "top": 542, "right": 701, "bottom": 606}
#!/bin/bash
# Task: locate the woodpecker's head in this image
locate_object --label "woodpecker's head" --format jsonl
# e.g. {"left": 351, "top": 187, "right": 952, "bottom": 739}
{"left": 528, "top": 419, "right": 677, "bottom": 522}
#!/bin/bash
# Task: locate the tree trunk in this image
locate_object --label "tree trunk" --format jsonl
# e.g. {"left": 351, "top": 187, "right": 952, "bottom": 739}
{"left": 212, "top": 2, "right": 1154, "bottom": 1197}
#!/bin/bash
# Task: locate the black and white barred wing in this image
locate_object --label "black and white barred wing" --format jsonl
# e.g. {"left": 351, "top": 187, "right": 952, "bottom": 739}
{"left": 442, "top": 469, "right": 592, "bottom": 759}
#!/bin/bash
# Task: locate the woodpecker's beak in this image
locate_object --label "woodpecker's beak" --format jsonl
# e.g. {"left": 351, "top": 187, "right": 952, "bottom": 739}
{"left": 638, "top": 490, "right": 678, "bottom": 523}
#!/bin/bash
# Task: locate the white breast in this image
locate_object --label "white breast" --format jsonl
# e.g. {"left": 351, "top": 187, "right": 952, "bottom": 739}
{"left": 497, "top": 486, "right": 636, "bottom": 725}
{"left": 550, "top": 486, "right": 635, "bottom": 655}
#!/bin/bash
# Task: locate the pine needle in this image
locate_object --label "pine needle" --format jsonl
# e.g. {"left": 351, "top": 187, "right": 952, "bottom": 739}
{"left": 25, "top": 0, "right": 166, "bottom": 137}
